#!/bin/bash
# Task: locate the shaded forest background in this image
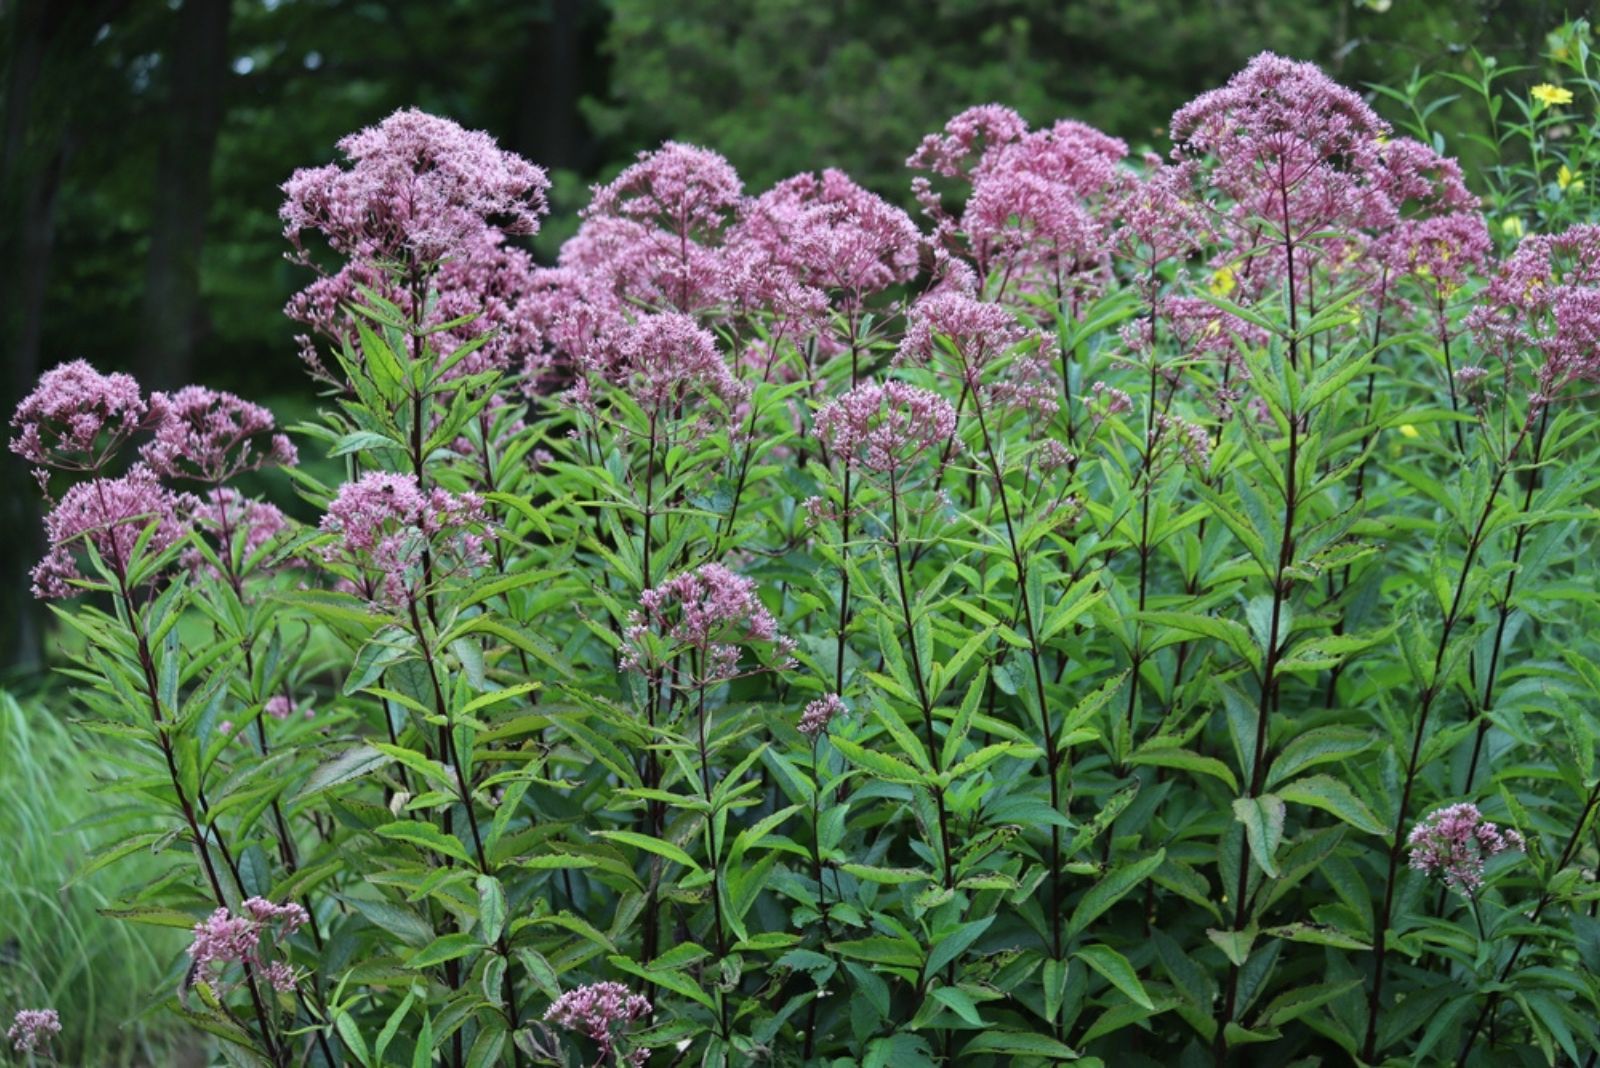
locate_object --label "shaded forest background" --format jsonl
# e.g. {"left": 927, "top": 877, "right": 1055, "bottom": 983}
{"left": 0, "top": 0, "right": 1574, "bottom": 670}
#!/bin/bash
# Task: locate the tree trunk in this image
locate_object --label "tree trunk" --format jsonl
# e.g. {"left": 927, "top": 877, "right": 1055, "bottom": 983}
{"left": 136, "top": 0, "right": 232, "bottom": 390}
{"left": 0, "top": 0, "right": 76, "bottom": 672}
{"left": 515, "top": 0, "right": 588, "bottom": 172}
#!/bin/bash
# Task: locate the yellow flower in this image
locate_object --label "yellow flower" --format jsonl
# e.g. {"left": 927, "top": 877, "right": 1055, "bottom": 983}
{"left": 1531, "top": 83, "right": 1574, "bottom": 108}
{"left": 1558, "top": 163, "right": 1584, "bottom": 192}
{"left": 1502, "top": 216, "right": 1525, "bottom": 239}
{"left": 1399, "top": 424, "right": 1420, "bottom": 439}
{"left": 1209, "top": 264, "right": 1238, "bottom": 297}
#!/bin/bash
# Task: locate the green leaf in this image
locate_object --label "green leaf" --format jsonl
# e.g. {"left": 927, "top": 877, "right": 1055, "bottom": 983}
{"left": 344, "top": 626, "right": 416, "bottom": 695}
{"left": 375, "top": 820, "right": 474, "bottom": 864}
{"left": 930, "top": 985, "right": 988, "bottom": 1026}
{"left": 925, "top": 915, "right": 996, "bottom": 978}
{"left": 1277, "top": 774, "right": 1386, "bottom": 835}
{"left": 1264, "top": 727, "right": 1377, "bottom": 788}
{"left": 1075, "top": 943, "right": 1156, "bottom": 1010}
{"left": 341, "top": 897, "right": 435, "bottom": 947}
{"left": 1206, "top": 927, "right": 1255, "bottom": 967}
{"left": 293, "top": 744, "right": 396, "bottom": 802}
{"left": 828, "top": 935, "right": 923, "bottom": 969}
{"left": 1130, "top": 746, "right": 1239, "bottom": 791}
{"left": 961, "top": 1031, "right": 1078, "bottom": 1059}
{"left": 1232, "top": 794, "right": 1286, "bottom": 878}
{"left": 831, "top": 733, "right": 928, "bottom": 785}
{"left": 407, "top": 932, "right": 482, "bottom": 969}
{"left": 1067, "top": 849, "right": 1166, "bottom": 939}
{"left": 593, "top": 829, "right": 701, "bottom": 871}
{"left": 476, "top": 874, "right": 506, "bottom": 944}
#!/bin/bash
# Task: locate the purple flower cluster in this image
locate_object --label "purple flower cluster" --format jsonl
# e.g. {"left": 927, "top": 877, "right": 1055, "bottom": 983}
{"left": 140, "top": 386, "right": 297, "bottom": 484}
{"left": 732, "top": 168, "right": 921, "bottom": 308}
{"left": 1407, "top": 802, "right": 1525, "bottom": 895}
{"left": 9, "top": 359, "right": 148, "bottom": 477}
{"left": 579, "top": 311, "right": 746, "bottom": 422}
{"left": 798, "top": 693, "right": 847, "bottom": 737}
{"left": 1172, "top": 52, "right": 1392, "bottom": 243}
{"left": 184, "top": 488, "right": 290, "bottom": 579}
{"left": 814, "top": 380, "right": 957, "bottom": 475}
{"left": 1468, "top": 224, "right": 1600, "bottom": 404}
{"left": 577, "top": 141, "right": 744, "bottom": 314}
{"left": 545, "top": 982, "right": 651, "bottom": 1065}
{"left": 623, "top": 563, "right": 794, "bottom": 682}
{"left": 281, "top": 108, "right": 548, "bottom": 268}
{"left": 7, "top": 1009, "right": 60, "bottom": 1054}
{"left": 32, "top": 465, "right": 195, "bottom": 600}
{"left": 900, "top": 290, "right": 1057, "bottom": 416}
{"left": 188, "top": 897, "right": 309, "bottom": 994}
{"left": 288, "top": 229, "right": 547, "bottom": 379}
{"left": 318, "top": 471, "right": 489, "bottom": 609}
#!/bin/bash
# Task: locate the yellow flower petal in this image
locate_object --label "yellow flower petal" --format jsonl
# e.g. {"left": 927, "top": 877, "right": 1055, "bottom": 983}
{"left": 1531, "top": 83, "right": 1574, "bottom": 107}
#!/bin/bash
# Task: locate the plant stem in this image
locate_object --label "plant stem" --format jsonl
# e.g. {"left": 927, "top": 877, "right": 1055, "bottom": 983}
{"left": 886, "top": 470, "right": 954, "bottom": 889}
{"left": 1361, "top": 414, "right": 1535, "bottom": 1063}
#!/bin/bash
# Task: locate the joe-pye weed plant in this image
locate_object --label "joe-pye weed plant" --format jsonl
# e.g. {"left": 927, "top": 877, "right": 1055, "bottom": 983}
{"left": 7, "top": 51, "right": 1600, "bottom": 1068}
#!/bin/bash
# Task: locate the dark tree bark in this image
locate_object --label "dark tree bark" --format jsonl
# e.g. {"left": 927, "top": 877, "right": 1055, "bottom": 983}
{"left": 136, "top": 0, "right": 232, "bottom": 390}
{"left": 514, "top": 0, "right": 589, "bottom": 172}
{"left": 1, "top": 0, "right": 79, "bottom": 672}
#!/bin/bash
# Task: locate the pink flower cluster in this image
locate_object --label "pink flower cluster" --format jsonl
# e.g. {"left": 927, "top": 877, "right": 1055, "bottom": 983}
{"left": 9, "top": 359, "right": 148, "bottom": 476}
{"left": 265, "top": 694, "right": 312, "bottom": 721}
{"left": 1407, "top": 803, "right": 1525, "bottom": 895}
{"left": 732, "top": 168, "right": 921, "bottom": 307}
{"left": 281, "top": 108, "right": 548, "bottom": 268}
{"left": 900, "top": 290, "right": 1057, "bottom": 416}
{"left": 545, "top": 982, "right": 651, "bottom": 1065}
{"left": 140, "top": 386, "right": 297, "bottom": 484}
{"left": 580, "top": 311, "right": 745, "bottom": 421}
{"left": 577, "top": 141, "right": 744, "bottom": 313}
{"left": 184, "top": 488, "right": 291, "bottom": 580}
{"left": 814, "top": 380, "right": 957, "bottom": 475}
{"left": 318, "top": 472, "right": 489, "bottom": 609}
{"left": 799, "top": 693, "right": 847, "bottom": 736}
{"left": 7, "top": 1009, "right": 60, "bottom": 1054}
{"left": 911, "top": 106, "right": 1130, "bottom": 305}
{"left": 32, "top": 465, "right": 194, "bottom": 600}
{"left": 188, "top": 897, "right": 309, "bottom": 994}
{"left": 1468, "top": 224, "right": 1600, "bottom": 404}
{"left": 288, "top": 229, "right": 548, "bottom": 379}
{"left": 623, "top": 563, "right": 794, "bottom": 682}
{"left": 1172, "top": 52, "right": 1393, "bottom": 243}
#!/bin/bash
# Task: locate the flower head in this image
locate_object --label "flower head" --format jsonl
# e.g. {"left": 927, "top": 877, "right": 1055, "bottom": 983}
{"left": 1531, "top": 83, "right": 1574, "bottom": 108}
{"left": 7, "top": 1009, "right": 61, "bottom": 1054}
{"left": 814, "top": 380, "right": 957, "bottom": 475}
{"left": 1407, "top": 802, "right": 1525, "bottom": 894}
{"left": 731, "top": 168, "right": 921, "bottom": 308}
{"left": 623, "top": 563, "right": 793, "bottom": 682}
{"left": 317, "top": 472, "right": 489, "bottom": 608}
{"left": 545, "top": 982, "right": 651, "bottom": 1062}
{"left": 281, "top": 108, "right": 548, "bottom": 268}
{"left": 579, "top": 311, "right": 745, "bottom": 423}
{"left": 289, "top": 228, "right": 547, "bottom": 379}
{"left": 184, "top": 488, "right": 291, "bottom": 582}
{"left": 799, "top": 693, "right": 846, "bottom": 736}
{"left": 10, "top": 360, "right": 148, "bottom": 475}
{"left": 899, "top": 290, "right": 1057, "bottom": 416}
{"left": 1172, "top": 53, "right": 1392, "bottom": 245}
{"left": 579, "top": 142, "right": 744, "bottom": 313}
{"left": 188, "top": 897, "right": 308, "bottom": 994}
{"left": 32, "top": 465, "right": 193, "bottom": 599}
{"left": 141, "top": 386, "right": 296, "bottom": 483}
{"left": 1467, "top": 224, "right": 1600, "bottom": 403}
